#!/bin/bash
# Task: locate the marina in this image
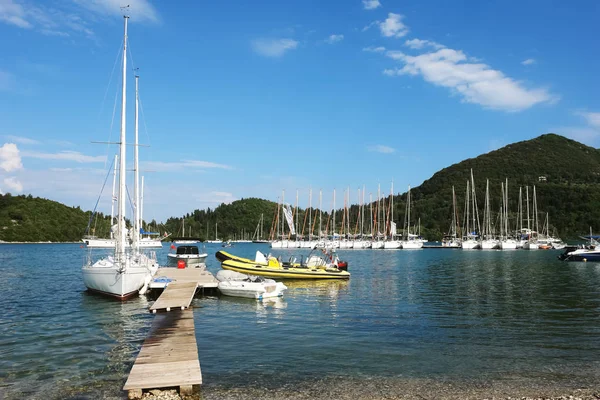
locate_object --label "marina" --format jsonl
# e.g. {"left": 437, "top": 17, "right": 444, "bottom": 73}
{"left": 1, "top": 242, "right": 600, "bottom": 399}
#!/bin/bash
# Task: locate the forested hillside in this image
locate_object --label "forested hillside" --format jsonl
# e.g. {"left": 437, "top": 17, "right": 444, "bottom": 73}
{"left": 0, "top": 194, "right": 109, "bottom": 242}
{"left": 1, "top": 134, "right": 599, "bottom": 242}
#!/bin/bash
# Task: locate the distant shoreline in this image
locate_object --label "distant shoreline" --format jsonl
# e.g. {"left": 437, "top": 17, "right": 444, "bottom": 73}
{"left": 0, "top": 241, "right": 82, "bottom": 244}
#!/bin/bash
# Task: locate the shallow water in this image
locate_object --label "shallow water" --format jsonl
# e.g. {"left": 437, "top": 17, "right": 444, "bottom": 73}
{"left": 0, "top": 243, "right": 599, "bottom": 399}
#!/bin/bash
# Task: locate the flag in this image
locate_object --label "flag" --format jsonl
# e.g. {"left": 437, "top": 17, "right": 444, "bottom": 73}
{"left": 283, "top": 204, "right": 295, "bottom": 235}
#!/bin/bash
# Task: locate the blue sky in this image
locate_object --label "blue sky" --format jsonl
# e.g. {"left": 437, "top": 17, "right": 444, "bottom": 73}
{"left": 0, "top": 0, "right": 599, "bottom": 223}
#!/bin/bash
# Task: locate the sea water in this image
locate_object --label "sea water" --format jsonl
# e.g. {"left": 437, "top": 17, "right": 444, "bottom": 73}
{"left": 1, "top": 243, "right": 599, "bottom": 399}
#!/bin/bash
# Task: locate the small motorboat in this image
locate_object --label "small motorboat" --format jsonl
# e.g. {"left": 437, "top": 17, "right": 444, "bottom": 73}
{"left": 167, "top": 244, "right": 208, "bottom": 268}
{"left": 216, "top": 250, "right": 350, "bottom": 279}
{"left": 216, "top": 270, "right": 287, "bottom": 299}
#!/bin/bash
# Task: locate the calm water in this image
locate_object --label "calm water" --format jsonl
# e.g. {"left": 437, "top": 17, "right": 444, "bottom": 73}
{"left": 1, "top": 243, "right": 599, "bottom": 399}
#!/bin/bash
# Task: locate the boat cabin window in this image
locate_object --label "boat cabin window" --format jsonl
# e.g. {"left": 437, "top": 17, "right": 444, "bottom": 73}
{"left": 176, "top": 246, "right": 199, "bottom": 255}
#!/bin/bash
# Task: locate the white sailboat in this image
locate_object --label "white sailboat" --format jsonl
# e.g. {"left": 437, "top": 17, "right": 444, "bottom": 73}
{"left": 500, "top": 179, "right": 517, "bottom": 250}
{"left": 82, "top": 16, "right": 159, "bottom": 300}
{"left": 206, "top": 222, "right": 223, "bottom": 243}
{"left": 480, "top": 179, "right": 500, "bottom": 250}
{"left": 401, "top": 185, "right": 422, "bottom": 249}
{"left": 443, "top": 186, "right": 461, "bottom": 247}
{"left": 523, "top": 186, "right": 540, "bottom": 250}
{"left": 462, "top": 170, "right": 481, "bottom": 249}
{"left": 174, "top": 218, "right": 197, "bottom": 244}
{"left": 384, "top": 181, "right": 402, "bottom": 249}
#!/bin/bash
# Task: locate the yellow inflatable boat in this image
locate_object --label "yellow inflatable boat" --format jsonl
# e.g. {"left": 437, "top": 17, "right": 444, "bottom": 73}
{"left": 215, "top": 250, "right": 350, "bottom": 279}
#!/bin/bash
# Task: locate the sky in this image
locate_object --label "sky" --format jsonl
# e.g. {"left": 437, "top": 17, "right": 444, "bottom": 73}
{"left": 0, "top": 0, "right": 599, "bottom": 223}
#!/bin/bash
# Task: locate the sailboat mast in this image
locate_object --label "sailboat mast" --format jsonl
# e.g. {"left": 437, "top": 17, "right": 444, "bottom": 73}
{"left": 281, "top": 190, "right": 285, "bottom": 239}
{"left": 333, "top": 189, "right": 336, "bottom": 237}
{"left": 116, "top": 15, "right": 129, "bottom": 260}
{"left": 451, "top": 186, "right": 456, "bottom": 238}
{"left": 518, "top": 186, "right": 522, "bottom": 236}
{"left": 132, "top": 74, "right": 140, "bottom": 250}
{"left": 308, "top": 187, "right": 312, "bottom": 240}
{"left": 370, "top": 193, "right": 373, "bottom": 238}
{"left": 390, "top": 180, "right": 394, "bottom": 239}
{"left": 110, "top": 154, "right": 118, "bottom": 239}
{"left": 319, "top": 189, "right": 322, "bottom": 239}
{"left": 140, "top": 176, "right": 145, "bottom": 233}
{"left": 534, "top": 185, "right": 539, "bottom": 238}
{"left": 407, "top": 185, "right": 411, "bottom": 237}
{"left": 465, "top": 180, "right": 470, "bottom": 238}
{"left": 295, "top": 189, "right": 298, "bottom": 240}
{"left": 526, "top": 186, "right": 530, "bottom": 232}
{"left": 362, "top": 185, "right": 365, "bottom": 236}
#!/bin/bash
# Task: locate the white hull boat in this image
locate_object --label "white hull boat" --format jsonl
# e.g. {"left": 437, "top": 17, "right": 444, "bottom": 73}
{"left": 523, "top": 241, "right": 540, "bottom": 250}
{"left": 383, "top": 240, "right": 402, "bottom": 249}
{"left": 371, "top": 240, "right": 385, "bottom": 249}
{"left": 480, "top": 239, "right": 500, "bottom": 250}
{"left": 82, "top": 253, "right": 158, "bottom": 299}
{"left": 461, "top": 239, "right": 480, "bottom": 250}
{"left": 83, "top": 237, "right": 163, "bottom": 248}
{"left": 401, "top": 240, "right": 423, "bottom": 249}
{"left": 216, "top": 270, "right": 287, "bottom": 299}
{"left": 500, "top": 239, "right": 518, "bottom": 250}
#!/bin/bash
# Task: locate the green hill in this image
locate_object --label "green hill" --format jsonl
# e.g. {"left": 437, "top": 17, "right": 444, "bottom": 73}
{"left": 406, "top": 133, "right": 600, "bottom": 240}
{"left": 1, "top": 134, "right": 598, "bottom": 242}
{"left": 0, "top": 193, "right": 109, "bottom": 242}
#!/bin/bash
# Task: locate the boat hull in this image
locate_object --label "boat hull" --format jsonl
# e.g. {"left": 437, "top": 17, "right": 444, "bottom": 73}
{"left": 461, "top": 239, "right": 480, "bottom": 250}
{"left": 167, "top": 253, "right": 208, "bottom": 267}
{"left": 561, "top": 249, "right": 600, "bottom": 262}
{"left": 216, "top": 251, "right": 350, "bottom": 279}
{"left": 82, "top": 264, "right": 150, "bottom": 299}
{"left": 218, "top": 280, "right": 287, "bottom": 299}
{"left": 83, "top": 238, "right": 163, "bottom": 248}
{"left": 401, "top": 240, "right": 423, "bottom": 249}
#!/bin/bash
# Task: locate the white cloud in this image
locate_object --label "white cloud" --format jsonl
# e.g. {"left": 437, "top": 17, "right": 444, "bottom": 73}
{"left": 379, "top": 13, "right": 409, "bottom": 38}
{"left": 558, "top": 111, "right": 600, "bottom": 145}
{"left": 144, "top": 160, "right": 234, "bottom": 171}
{"left": 576, "top": 111, "right": 600, "bottom": 129}
{"left": 368, "top": 144, "right": 396, "bottom": 154}
{"left": 326, "top": 34, "right": 344, "bottom": 44}
{"left": 251, "top": 38, "right": 299, "bottom": 57}
{"left": 3, "top": 177, "right": 23, "bottom": 193}
{"left": 0, "top": 0, "right": 159, "bottom": 38}
{"left": 384, "top": 48, "right": 557, "bottom": 112}
{"left": 363, "top": 46, "right": 386, "bottom": 53}
{"left": 556, "top": 127, "right": 600, "bottom": 146}
{"left": 3, "top": 135, "right": 40, "bottom": 145}
{"left": 0, "top": 0, "right": 31, "bottom": 28}
{"left": 404, "top": 38, "right": 444, "bottom": 50}
{"left": 73, "top": 0, "right": 159, "bottom": 23}
{"left": 522, "top": 58, "right": 536, "bottom": 66}
{"left": 362, "top": 0, "right": 381, "bottom": 10}
{"left": 0, "top": 143, "right": 23, "bottom": 172}
{"left": 21, "top": 150, "right": 106, "bottom": 163}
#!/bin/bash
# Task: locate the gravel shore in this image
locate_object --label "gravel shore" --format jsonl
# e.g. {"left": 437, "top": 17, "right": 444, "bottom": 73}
{"left": 135, "top": 377, "right": 600, "bottom": 400}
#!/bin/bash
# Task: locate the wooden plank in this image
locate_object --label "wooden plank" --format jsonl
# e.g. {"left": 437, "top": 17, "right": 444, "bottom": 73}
{"left": 123, "top": 309, "right": 202, "bottom": 391}
{"left": 153, "top": 268, "right": 219, "bottom": 288}
{"left": 149, "top": 282, "right": 198, "bottom": 312}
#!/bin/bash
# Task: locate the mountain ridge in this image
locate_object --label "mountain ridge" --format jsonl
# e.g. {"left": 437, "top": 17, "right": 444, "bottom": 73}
{"left": 1, "top": 133, "right": 598, "bottom": 242}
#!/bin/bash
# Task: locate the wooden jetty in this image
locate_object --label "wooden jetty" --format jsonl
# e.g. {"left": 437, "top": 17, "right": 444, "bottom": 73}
{"left": 149, "top": 281, "right": 198, "bottom": 313}
{"left": 124, "top": 268, "right": 218, "bottom": 397}
{"left": 149, "top": 267, "right": 219, "bottom": 290}
{"left": 123, "top": 309, "right": 202, "bottom": 398}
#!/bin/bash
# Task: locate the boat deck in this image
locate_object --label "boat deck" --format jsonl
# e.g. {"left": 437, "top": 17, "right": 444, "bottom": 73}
{"left": 123, "top": 309, "right": 202, "bottom": 398}
{"left": 149, "top": 282, "right": 198, "bottom": 313}
{"left": 150, "top": 267, "right": 218, "bottom": 289}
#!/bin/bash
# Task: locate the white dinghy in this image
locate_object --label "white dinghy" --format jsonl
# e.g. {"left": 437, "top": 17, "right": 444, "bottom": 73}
{"left": 216, "top": 270, "right": 287, "bottom": 300}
